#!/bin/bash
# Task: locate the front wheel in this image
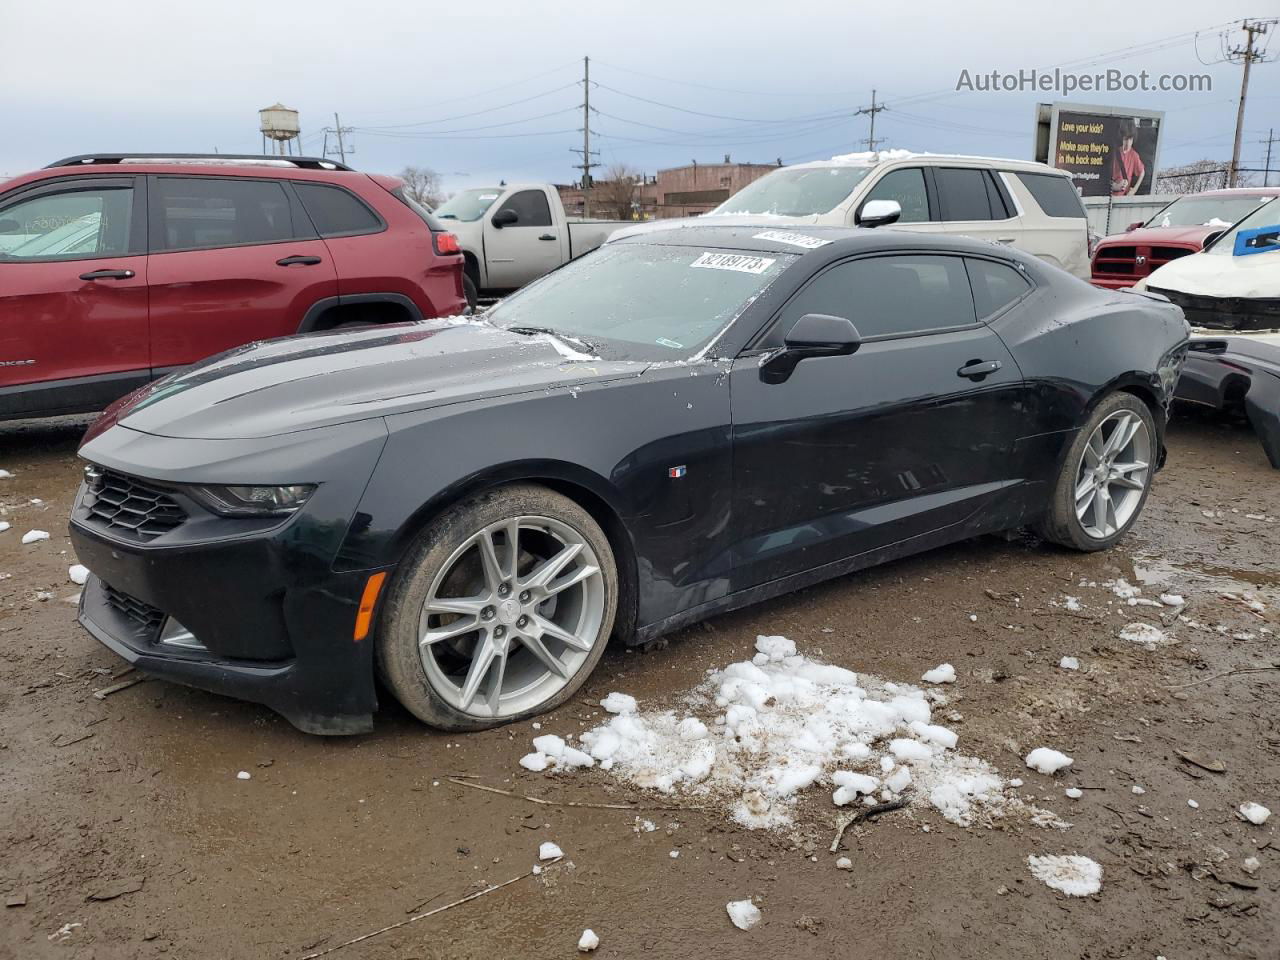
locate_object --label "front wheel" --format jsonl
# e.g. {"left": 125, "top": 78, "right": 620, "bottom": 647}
{"left": 1038, "top": 392, "right": 1157, "bottom": 551}
{"left": 377, "top": 484, "right": 617, "bottom": 730}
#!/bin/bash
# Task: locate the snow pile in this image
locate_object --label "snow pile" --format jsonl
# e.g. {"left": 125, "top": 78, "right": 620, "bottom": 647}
{"left": 1239, "top": 802, "right": 1271, "bottom": 825}
{"left": 1027, "top": 854, "right": 1102, "bottom": 896}
{"left": 828, "top": 148, "right": 917, "bottom": 165}
{"left": 577, "top": 930, "right": 599, "bottom": 952}
{"left": 0, "top": 469, "right": 11, "bottom": 478}
{"left": 1104, "top": 578, "right": 1141, "bottom": 600}
{"left": 1160, "top": 594, "right": 1185, "bottom": 606}
{"left": 1119, "top": 622, "right": 1175, "bottom": 648}
{"left": 524, "top": 636, "right": 1010, "bottom": 829}
{"left": 1026, "top": 748, "right": 1073, "bottom": 775}
{"left": 726, "top": 899, "right": 761, "bottom": 930}
{"left": 0, "top": 522, "right": 9, "bottom": 533}
{"left": 68, "top": 564, "right": 89, "bottom": 585}
{"left": 921, "top": 663, "right": 956, "bottom": 684}
{"left": 600, "top": 692, "right": 638, "bottom": 715}
{"left": 21, "top": 530, "right": 50, "bottom": 545}
{"left": 1059, "top": 657, "right": 1080, "bottom": 671}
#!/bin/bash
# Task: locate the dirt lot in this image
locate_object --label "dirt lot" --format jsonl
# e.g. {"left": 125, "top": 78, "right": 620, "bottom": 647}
{"left": 1, "top": 411, "right": 1277, "bottom": 960}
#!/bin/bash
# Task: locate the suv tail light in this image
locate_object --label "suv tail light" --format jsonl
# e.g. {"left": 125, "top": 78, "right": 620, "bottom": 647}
{"left": 433, "top": 231, "right": 460, "bottom": 256}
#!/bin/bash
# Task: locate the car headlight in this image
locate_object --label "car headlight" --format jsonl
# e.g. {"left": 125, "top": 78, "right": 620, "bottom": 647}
{"left": 188, "top": 484, "right": 316, "bottom": 517}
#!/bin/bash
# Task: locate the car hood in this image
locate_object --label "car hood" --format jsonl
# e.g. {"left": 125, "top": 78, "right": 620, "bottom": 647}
{"left": 1146, "top": 249, "right": 1280, "bottom": 300}
{"left": 1098, "top": 225, "right": 1217, "bottom": 249}
{"left": 104, "top": 320, "right": 644, "bottom": 441}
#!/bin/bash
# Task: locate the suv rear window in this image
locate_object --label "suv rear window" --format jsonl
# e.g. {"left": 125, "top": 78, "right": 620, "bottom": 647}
{"left": 391, "top": 186, "right": 447, "bottom": 231}
{"left": 294, "top": 182, "right": 383, "bottom": 237}
{"left": 1015, "top": 173, "right": 1086, "bottom": 219}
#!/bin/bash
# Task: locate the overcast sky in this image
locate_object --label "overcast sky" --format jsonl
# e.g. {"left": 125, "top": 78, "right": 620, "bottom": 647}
{"left": 3, "top": 1, "right": 1276, "bottom": 191}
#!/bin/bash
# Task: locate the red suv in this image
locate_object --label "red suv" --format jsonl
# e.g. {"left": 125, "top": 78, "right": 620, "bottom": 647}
{"left": 0, "top": 153, "right": 466, "bottom": 420}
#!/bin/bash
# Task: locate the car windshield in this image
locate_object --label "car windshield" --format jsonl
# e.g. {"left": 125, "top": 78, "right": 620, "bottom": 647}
{"left": 1205, "top": 197, "right": 1280, "bottom": 256}
{"left": 485, "top": 242, "right": 795, "bottom": 361}
{"left": 1147, "top": 194, "right": 1273, "bottom": 229}
{"left": 711, "top": 166, "right": 873, "bottom": 216}
{"left": 434, "top": 188, "right": 502, "bottom": 222}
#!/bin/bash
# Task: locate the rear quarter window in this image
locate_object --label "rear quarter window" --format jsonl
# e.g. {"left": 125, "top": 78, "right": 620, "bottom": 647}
{"left": 294, "top": 182, "right": 383, "bottom": 237}
{"left": 1015, "top": 173, "right": 1086, "bottom": 219}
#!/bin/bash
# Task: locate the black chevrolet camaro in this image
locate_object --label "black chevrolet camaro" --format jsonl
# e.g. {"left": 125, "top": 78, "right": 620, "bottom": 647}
{"left": 70, "top": 224, "right": 1189, "bottom": 734}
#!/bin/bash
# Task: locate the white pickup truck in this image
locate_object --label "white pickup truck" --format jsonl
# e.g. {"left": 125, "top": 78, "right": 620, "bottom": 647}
{"left": 434, "top": 183, "right": 631, "bottom": 304}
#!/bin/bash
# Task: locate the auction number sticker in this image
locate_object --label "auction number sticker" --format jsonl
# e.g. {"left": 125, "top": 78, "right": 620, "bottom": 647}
{"left": 751, "top": 230, "right": 831, "bottom": 249}
{"left": 690, "top": 252, "right": 777, "bottom": 274}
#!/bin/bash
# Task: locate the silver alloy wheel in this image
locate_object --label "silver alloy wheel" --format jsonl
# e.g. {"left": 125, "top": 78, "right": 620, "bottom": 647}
{"left": 417, "top": 515, "right": 605, "bottom": 719}
{"left": 1074, "top": 410, "right": 1152, "bottom": 540}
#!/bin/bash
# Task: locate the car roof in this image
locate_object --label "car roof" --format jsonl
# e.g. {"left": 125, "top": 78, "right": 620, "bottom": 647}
{"left": 610, "top": 222, "right": 1028, "bottom": 259}
{"left": 1188, "top": 187, "right": 1278, "bottom": 197}
{"left": 787, "top": 151, "right": 1070, "bottom": 177}
{"left": 5, "top": 155, "right": 367, "bottom": 190}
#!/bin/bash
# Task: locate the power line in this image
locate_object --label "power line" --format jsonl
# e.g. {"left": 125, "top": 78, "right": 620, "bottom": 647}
{"left": 853, "top": 90, "right": 888, "bottom": 150}
{"left": 593, "top": 82, "right": 848, "bottom": 125}
{"left": 353, "top": 82, "right": 580, "bottom": 131}
{"left": 351, "top": 107, "right": 578, "bottom": 138}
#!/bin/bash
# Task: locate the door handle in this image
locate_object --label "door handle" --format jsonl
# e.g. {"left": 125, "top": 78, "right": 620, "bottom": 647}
{"left": 957, "top": 359, "right": 1002, "bottom": 381}
{"left": 538, "top": 234, "right": 557, "bottom": 241}
{"left": 996, "top": 237, "right": 1016, "bottom": 244}
{"left": 276, "top": 255, "right": 322, "bottom": 266}
{"left": 79, "top": 268, "right": 135, "bottom": 281}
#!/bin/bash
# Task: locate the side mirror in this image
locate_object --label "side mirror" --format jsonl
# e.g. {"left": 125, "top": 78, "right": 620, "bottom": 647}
{"left": 856, "top": 199, "right": 901, "bottom": 228}
{"left": 491, "top": 209, "right": 518, "bottom": 228}
{"left": 0, "top": 219, "right": 20, "bottom": 234}
{"left": 1201, "top": 230, "right": 1223, "bottom": 250}
{"left": 1126, "top": 221, "right": 1145, "bottom": 232}
{"left": 762, "top": 314, "right": 861, "bottom": 384}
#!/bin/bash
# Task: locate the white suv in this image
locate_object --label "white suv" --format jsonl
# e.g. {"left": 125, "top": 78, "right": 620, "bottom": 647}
{"left": 699, "top": 151, "right": 1091, "bottom": 279}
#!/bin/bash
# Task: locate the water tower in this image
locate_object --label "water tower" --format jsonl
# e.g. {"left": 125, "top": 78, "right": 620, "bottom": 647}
{"left": 259, "top": 103, "right": 300, "bottom": 155}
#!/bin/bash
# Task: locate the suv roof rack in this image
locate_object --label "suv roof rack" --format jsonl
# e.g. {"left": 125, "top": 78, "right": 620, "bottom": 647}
{"left": 45, "top": 153, "right": 355, "bottom": 172}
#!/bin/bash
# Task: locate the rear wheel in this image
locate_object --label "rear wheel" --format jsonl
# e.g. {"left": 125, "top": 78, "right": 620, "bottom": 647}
{"left": 377, "top": 484, "right": 617, "bottom": 730}
{"left": 1038, "top": 392, "right": 1156, "bottom": 551}
{"left": 463, "top": 274, "right": 478, "bottom": 312}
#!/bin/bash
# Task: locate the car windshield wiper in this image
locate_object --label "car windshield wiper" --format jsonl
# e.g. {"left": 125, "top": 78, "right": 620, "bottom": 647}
{"left": 505, "top": 326, "right": 596, "bottom": 354}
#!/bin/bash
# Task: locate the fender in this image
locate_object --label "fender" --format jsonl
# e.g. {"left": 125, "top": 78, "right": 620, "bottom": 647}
{"left": 297, "top": 293, "right": 424, "bottom": 333}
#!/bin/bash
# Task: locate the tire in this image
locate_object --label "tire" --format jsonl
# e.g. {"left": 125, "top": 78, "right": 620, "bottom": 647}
{"left": 377, "top": 483, "right": 617, "bottom": 731}
{"left": 463, "top": 274, "right": 478, "bottom": 312}
{"left": 1037, "top": 392, "right": 1157, "bottom": 551}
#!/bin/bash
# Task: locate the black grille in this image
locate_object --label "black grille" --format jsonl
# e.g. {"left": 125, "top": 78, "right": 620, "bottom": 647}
{"left": 102, "top": 581, "right": 166, "bottom": 630}
{"left": 84, "top": 468, "right": 186, "bottom": 540}
{"left": 1153, "top": 288, "right": 1280, "bottom": 332}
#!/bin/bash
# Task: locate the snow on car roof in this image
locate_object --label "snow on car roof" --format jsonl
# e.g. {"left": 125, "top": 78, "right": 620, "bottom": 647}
{"left": 794, "top": 150, "right": 1067, "bottom": 175}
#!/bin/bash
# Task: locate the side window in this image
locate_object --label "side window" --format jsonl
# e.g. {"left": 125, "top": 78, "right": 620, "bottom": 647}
{"left": 935, "top": 167, "right": 993, "bottom": 222}
{"left": 294, "top": 182, "right": 382, "bottom": 237}
{"left": 497, "top": 190, "right": 553, "bottom": 228}
{"left": 862, "top": 168, "right": 930, "bottom": 223}
{"left": 154, "top": 178, "right": 294, "bottom": 251}
{"left": 966, "top": 258, "right": 1032, "bottom": 319}
{"left": 0, "top": 185, "right": 133, "bottom": 259}
{"left": 772, "top": 254, "right": 975, "bottom": 342}
{"left": 983, "top": 171, "right": 1014, "bottom": 219}
{"left": 1014, "top": 172, "right": 1087, "bottom": 219}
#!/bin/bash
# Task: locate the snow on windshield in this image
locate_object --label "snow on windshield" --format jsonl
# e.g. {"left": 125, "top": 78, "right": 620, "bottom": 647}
{"left": 712, "top": 166, "right": 873, "bottom": 217}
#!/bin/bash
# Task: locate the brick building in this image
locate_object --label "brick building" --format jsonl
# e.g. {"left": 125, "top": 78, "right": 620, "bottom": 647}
{"left": 558, "top": 157, "right": 783, "bottom": 220}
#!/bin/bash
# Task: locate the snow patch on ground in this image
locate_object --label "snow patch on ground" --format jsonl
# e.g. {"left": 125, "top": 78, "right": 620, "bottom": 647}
{"left": 1239, "top": 802, "right": 1271, "bottom": 825}
{"left": 523, "top": 636, "right": 1015, "bottom": 830}
{"left": 1027, "top": 854, "right": 1102, "bottom": 896}
{"left": 920, "top": 663, "right": 956, "bottom": 684}
{"left": 726, "top": 899, "right": 761, "bottom": 930}
{"left": 1025, "top": 748, "right": 1073, "bottom": 775}
{"left": 1119, "top": 622, "right": 1175, "bottom": 647}
{"left": 68, "top": 564, "right": 89, "bottom": 585}
{"left": 577, "top": 929, "right": 599, "bottom": 952}
{"left": 1059, "top": 656, "right": 1079, "bottom": 671}
{"left": 21, "top": 530, "right": 50, "bottom": 544}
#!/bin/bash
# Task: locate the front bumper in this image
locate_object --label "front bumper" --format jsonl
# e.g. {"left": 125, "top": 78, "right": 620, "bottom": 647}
{"left": 72, "top": 512, "right": 390, "bottom": 734}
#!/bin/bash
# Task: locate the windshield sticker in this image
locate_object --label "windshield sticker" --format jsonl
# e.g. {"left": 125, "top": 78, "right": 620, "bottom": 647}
{"left": 751, "top": 230, "right": 831, "bottom": 249}
{"left": 656, "top": 337, "right": 684, "bottom": 349}
{"left": 690, "top": 252, "right": 777, "bottom": 275}
{"left": 478, "top": 194, "right": 499, "bottom": 200}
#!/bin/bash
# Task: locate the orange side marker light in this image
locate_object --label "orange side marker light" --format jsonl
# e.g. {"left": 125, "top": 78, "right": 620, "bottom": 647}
{"left": 353, "top": 571, "right": 388, "bottom": 642}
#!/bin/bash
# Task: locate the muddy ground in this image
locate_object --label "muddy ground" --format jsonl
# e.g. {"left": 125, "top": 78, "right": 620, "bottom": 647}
{"left": 1, "top": 411, "right": 1277, "bottom": 960}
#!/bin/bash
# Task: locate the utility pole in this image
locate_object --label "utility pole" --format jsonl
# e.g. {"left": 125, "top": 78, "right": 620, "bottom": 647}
{"left": 334, "top": 113, "right": 348, "bottom": 165}
{"left": 570, "top": 56, "right": 600, "bottom": 217}
{"left": 322, "top": 114, "right": 355, "bottom": 165}
{"left": 1226, "top": 19, "right": 1276, "bottom": 187}
{"left": 1261, "top": 128, "right": 1277, "bottom": 187}
{"left": 854, "top": 89, "right": 888, "bottom": 152}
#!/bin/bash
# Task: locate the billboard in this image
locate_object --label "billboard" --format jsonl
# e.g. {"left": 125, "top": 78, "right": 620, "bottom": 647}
{"left": 1034, "top": 102, "right": 1164, "bottom": 198}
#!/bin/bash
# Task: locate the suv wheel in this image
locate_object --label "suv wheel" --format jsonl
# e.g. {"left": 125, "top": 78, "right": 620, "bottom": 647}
{"left": 377, "top": 484, "right": 617, "bottom": 730}
{"left": 1038, "top": 392, "right": 1156, "bottom": 551}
